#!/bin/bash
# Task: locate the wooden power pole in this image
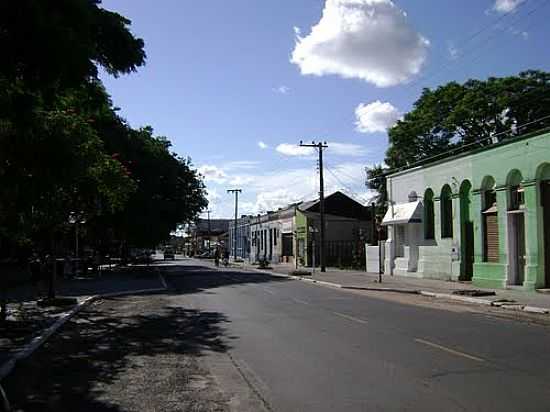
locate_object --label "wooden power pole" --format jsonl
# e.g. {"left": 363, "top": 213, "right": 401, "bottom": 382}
{"left": 227, "top": 189, "right": 242, "bottom": 260}
{"left": 299, "top": 141, "right": 328, "bottom": 272}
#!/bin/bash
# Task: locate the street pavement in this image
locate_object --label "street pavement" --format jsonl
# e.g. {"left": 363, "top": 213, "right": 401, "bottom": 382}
{"left": 4, "top": 259, "right": 550, "bottom": 411}
{"left": 166, "top": 260, "right": 550, "bottom": 411}
{"left": 231, "top": 261, "right": 550, "bottom": 311}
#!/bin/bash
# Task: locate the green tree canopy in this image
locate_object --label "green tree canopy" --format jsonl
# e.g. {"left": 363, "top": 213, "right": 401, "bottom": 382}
{"left": 367, "top": 70, "right": 550, "bottom": 209}
{"left": 0, "top": 0, "right": 146, "bottom": 91}
{"left": 385, "top": 70, "right": 550, "bottom": 169}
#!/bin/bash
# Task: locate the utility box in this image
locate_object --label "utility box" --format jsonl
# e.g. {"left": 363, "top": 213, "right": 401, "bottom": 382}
{"left": 366, "top": 243, "right": 385, "bottom": 273}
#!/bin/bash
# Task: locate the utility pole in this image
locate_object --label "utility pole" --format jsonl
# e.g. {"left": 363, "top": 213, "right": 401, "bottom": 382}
{"left": 299, "top": 140, "right": 328, "bottom": 272}
{"left": 227, "top": 189, "right": 242, "bottom": 260}
{"left": 206, "top": 209, "right": 212, "bottom": 252}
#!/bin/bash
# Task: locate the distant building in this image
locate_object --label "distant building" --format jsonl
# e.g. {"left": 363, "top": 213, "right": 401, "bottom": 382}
{"left": 249, "top": 191, "right": 373, "bottom": 268}
{"left": 189, "top": 218, "right": 231, "bottom": 255}
{"left": 227, "top": 216, "right": 252, "bottom": 260}
{"left": 382, "top": 129, "right": 550, "bottom": 290}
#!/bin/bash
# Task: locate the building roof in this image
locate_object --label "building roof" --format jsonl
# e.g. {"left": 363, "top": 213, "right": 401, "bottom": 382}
{"left": 298, "top": 191, "right": 371, "bottom": 220}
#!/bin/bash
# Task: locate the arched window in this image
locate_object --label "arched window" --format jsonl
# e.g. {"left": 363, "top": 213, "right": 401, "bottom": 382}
{"left": 507, "top": 169, "right": 524, "bottom": 210}
{"left": 440, "top": 185, "right": 453, "bottom": 238}
{"left": 424, "top": 189, "right": 435, "bottom": 240}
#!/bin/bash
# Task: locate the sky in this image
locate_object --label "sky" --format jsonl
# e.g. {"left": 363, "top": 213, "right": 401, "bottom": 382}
{"left": 99, "top": 0, "right": 550, "bottom": 218}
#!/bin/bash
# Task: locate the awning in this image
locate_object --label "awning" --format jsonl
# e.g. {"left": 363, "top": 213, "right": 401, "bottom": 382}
{"left": 382, "top": 201, "right": 422, "bottom": 225}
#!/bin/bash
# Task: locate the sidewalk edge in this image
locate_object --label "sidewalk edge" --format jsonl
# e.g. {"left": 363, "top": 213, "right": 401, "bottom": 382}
{"left": 0, "top": 285, "right": 167, "bottom": 382}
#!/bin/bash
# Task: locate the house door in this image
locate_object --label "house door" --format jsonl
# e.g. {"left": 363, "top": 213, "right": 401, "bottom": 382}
{"left": 542, "top": 181, "right": 550, "bottom": 287}
{"left": 462, "top": 221, "right": 474, "bottom": 280}
{"left": 508, "top": 212, "right": 526, "bottom": 285}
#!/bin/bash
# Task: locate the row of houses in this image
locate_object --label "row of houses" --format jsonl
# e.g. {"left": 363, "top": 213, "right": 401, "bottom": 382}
{"left": 381, "top": 129, "right": 550, "bottom": 291}
{"left": 227, "top": 191, "right": 374, "bottom": 268}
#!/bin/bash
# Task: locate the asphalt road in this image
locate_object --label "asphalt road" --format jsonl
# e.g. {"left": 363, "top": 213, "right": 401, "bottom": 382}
{"left": 164, "top": 260, "right": 550, "bottom": 412}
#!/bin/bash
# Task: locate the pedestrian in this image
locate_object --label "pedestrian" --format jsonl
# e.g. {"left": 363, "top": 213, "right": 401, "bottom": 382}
{"left": 223, "top": 249, "right": 229, "bottom": 267}
{"left": 93, "top": 253, "right": 102, "bottom": 277}
{"left": 214, "top": 247, "right": 220, "bottom": 267}
{"left": 29, "top": 253, "right": 43, "bottom": 299}
{"left": 64, "top": 255, "right": 73, "bottom": 279}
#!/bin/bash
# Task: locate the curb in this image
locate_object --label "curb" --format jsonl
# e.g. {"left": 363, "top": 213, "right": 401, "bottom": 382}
{"left": 198, "top": 260, "right": 550, "bottom": 317}
{"left": 344, "top": 286, "right": 420, "bottom": 294}
{"left": 0, "top": 284, "right": 167, "bottom": 383}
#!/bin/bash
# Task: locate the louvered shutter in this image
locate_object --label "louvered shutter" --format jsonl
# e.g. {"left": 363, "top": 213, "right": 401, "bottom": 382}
{"left": 485, "top": 213, "right": 499, "bottom": 263}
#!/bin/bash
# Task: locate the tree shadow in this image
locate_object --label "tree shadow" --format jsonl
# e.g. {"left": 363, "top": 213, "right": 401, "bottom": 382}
{"left": 163, "top": 264, "right": 291, "bottom": 296}
{"left": 3, "top": 297, "right": 231, "bottom": 411}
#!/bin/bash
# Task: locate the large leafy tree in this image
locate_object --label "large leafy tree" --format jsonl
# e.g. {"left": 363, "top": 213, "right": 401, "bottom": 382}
{"left": 0, "top": 0, "right": 146, "bottom": 255}
{"left": 0, "top": 0, "right": 145, "bottom": 92}
{"left": 367, "top": 70, "right": 550, "bottom": 207}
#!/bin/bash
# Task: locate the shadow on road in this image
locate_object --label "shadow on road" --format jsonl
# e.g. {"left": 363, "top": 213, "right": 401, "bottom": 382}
{"left": 3, "top": 294, "right": 231, "bottom": 411}
{"left": 163, "top": 263, "right": 290, "bottom": 295}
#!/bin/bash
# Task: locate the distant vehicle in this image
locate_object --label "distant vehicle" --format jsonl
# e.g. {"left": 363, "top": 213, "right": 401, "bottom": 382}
{"left": 163, "top": 247, "right": 175, "bottom": 260}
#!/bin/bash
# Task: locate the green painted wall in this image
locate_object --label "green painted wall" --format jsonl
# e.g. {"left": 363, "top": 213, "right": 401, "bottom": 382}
{"left": 388, "top": 130, "right": 550, "bottom": 290}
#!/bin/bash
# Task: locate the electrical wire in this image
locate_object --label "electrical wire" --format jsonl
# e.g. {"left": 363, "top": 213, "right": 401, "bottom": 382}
{"left": 324, "top": 165, "right": 371, "bottom": 204}
{"left": 371, "top": 114, "right": 550, "bottom": 179}
{"left": 402, "top": 0, "right": 542, "bottom": 93}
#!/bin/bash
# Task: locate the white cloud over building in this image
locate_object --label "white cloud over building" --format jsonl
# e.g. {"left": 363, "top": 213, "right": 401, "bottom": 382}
{"left": 290, "top": 0, "right": 429, "bottom": 87}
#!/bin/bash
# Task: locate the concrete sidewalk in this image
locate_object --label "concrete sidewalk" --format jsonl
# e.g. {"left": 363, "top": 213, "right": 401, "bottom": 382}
{"left": 228, "top": 260, "right": 550, "bottom": 313}
{"left": 0, "top": 265, "right": 166, "bottom": 372}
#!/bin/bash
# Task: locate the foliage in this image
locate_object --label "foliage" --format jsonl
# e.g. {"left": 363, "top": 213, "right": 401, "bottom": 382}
{"left": 385, "top": 70, "right": 550, "bottom": 169}
{"left": 0, "top": 0, "right": 145, "bottom": 92}
{"left": 367, "top": 70, "right": 550, "bottom": 210}
{"left": 0, "top": 1, "right": 206, "bottom": 258}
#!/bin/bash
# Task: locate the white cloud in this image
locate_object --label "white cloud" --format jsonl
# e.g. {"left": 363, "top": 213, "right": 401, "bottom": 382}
{"left": 327, "top": 142, "right": 368, "bottom": 157}
{"left": 290, "top": 0, "right": 429, "bottom": 87}
{"left": 355, "top": 100, "right": 401, "bottom": 133}
{"left": 276, "top": 143, "right": 315, "bottom": 157}
{"left": 223, "top": 160, "right": 260, "bottom": 170}
{"left": 493, "top": 0, "right": 525, "bottom": 13}
{"left": 198, "top": 164, "right": 227, "bottom": 184}
{"left": 273, "top": 85, "right": 291, "bottom": 94}
{"left": 258, "top": 141, "right": 269, "bottom": 149}
{"left": 510, "top": 27, "right": 529, "bottom": 39}
{"left": 448, "top": 43, "right": 459, "bottom": 60}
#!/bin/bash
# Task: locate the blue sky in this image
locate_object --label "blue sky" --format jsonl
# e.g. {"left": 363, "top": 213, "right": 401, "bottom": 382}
{"left": 99, "top": 0, "right": 550, "bottom": 218}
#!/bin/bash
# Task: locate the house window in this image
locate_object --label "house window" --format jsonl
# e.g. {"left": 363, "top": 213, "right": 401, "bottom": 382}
{"left": 274, "top": 229, "right": 278, "bottom": 246}
{"left": 424, "top": 189, "right": 435, "bottom": 240}
{"left": 510, "top": 185, "right": 525, "bottom": 210}
{"left": 440, "top": 185, "right": 453, "bottom": 238}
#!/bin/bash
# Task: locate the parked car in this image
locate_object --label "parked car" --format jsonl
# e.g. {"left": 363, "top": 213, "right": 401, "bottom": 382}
{"left": 163, "top": 247, "right": 175, "bottom": 260}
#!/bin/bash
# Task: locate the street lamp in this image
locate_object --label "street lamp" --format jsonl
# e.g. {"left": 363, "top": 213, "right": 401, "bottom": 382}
{"left": 68, "top": 212, "right": 86, "bottom": 259}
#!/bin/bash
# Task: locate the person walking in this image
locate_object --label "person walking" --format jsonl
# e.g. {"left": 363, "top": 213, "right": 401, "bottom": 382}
{"left": 214, "top": 247, "right": 220, "bottom": 267}
{"left": 29, "top": 253, "right": 43, "bottom": 299}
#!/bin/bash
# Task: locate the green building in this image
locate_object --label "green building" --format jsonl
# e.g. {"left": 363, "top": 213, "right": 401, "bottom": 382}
{"left": 382, "top": 129, "right": 550, "bottom": 291}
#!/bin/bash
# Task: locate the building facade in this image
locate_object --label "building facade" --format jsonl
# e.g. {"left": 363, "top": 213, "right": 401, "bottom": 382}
{"left": 249, "top": 206, "right": 296, "bottom": 264}
{"left": 382, "top": 130, "right": 550, "bottom": 290}
{"left": 248, "top": 191, "right": 372, "bottom": 268}
{"left": 227, "top": 216, "right": 251, "bottom": 260}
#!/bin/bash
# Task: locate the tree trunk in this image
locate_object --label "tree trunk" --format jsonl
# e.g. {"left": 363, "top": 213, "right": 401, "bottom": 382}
{"left": 48, "top": 233, "right": 56, "bottom": 300}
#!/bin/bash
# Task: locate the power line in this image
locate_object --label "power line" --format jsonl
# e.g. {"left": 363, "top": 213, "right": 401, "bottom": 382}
{"left": 370, "top": 114, "right": 550, "bottom": 180}
{"left": 325, "top": 165, "right": 371, "bottom": 205}
{"left": 402, "top": 0, "right": 541, "bottom": 94}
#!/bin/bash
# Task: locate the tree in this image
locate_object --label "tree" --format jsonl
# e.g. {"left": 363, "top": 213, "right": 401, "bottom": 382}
{"left": 0, "top": 0, "right": 145, "bottom": 92}
{"left": 97, "top": 125, "right": 208, "bottom": 250}
{"left": 367, "top": 70, "right": 550, "bottom": 208}
{"left": 385, "top": 70, "right": 550, "bottom": 169}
